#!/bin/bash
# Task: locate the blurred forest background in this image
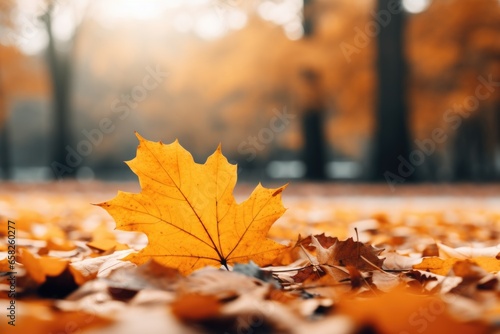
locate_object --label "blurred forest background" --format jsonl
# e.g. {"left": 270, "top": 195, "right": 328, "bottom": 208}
{"left": 0, "top": 0, "right": 500, "bottom": 183}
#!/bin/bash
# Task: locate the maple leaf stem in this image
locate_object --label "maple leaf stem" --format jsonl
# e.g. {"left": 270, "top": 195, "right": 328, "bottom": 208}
{"left": 220, "top": 258, "right": 230, "bottom": 271}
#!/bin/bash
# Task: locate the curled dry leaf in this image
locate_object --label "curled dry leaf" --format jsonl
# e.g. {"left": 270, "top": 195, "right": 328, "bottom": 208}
{"left": 308, "top": 234, "right": 385, "bottom": 271}
{"left": 382, "top": 251, "right": 423, "bottom": 271}
{"left": 438, "top": 243, "right": 500, "bottom": 259}
{"left": 69, "top": 249, "right": 135, "bottom": 285}
{"left": 98, "top": 133, "right": 287, "bottom": 275}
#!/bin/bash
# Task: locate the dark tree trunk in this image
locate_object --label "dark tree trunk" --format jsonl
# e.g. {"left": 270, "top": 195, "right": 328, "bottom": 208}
{"left": 372, "top": 0, "right": 413, "bottom": 182}
{"left": 301, "top": 0, "right": 327, "bottom": 180}
{"left": 43, "top": 8, "right": 73, "bottom": 178}
{"left": 0, "top": 82, "right": 11, "bottom": 180}
{"left": 302, "top": 109, "right": 326, "bottom": 179}
{"left": 0, "top": 124, "right": 10, "bottom": 180}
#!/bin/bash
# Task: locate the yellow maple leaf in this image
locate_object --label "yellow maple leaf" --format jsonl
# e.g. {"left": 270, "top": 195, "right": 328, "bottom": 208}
{"left": 98, "top": 133, "right": 288, "bottom": 275}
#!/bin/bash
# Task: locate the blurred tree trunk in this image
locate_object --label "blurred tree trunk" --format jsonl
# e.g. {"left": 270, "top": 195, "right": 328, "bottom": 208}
{"left": 43, "top": 5, "right": 73, "bottom": 179}
{"left": 454, "top": 104, "right": 496, "bottom": 181}
{"left": 301, "top": 108, "right": 326, "bottom": 179}
{"left": 372, "top": 0, "right": 413, "bottom": 182}
{"left": 453, "top": 115, "right": 484, "bottom": 180}
{"left": 301, "top": 0, "right": 327, "bottom": 180}
{"left": 0, "top": 85, "right": 11, "bottom": 180}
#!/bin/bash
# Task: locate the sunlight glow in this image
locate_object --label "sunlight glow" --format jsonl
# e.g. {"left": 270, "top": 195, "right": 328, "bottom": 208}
{"left": 52, "top": 6, "right": 76, "bottom": 42}
{"left": 195, "top": 11, "right": 225, "bottom": 39}
{"left": 173, "top": 12, "right": 194, "bottom": 33}
{"left": 402, "top": 0, "right": 431, "bottom": 14}
{"left": 257, "top": 0, "right": 303, "bottom": 40}
{"left": 95, "top": 0, "right": 169, "bottom": 21}
{"left": 226, "top": 9, "right": 247, "bottom": 30}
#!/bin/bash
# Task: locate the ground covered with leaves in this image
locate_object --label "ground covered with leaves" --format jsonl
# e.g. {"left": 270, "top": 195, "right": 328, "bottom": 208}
{"left": 1, "top": 137, "right": 500, "bottom": 333}
{"left": 1, "top": 182, "right": 500, "bottom": 334}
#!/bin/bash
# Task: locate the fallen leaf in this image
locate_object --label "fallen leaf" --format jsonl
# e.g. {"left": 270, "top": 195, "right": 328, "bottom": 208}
{"left": 370, "top": 271, "right": 402, "bottom": 292}
{"left": 309, "top": 234, "right": 384, "bottom": 271}
{"left": 69, "top": 249, "right": 135, "bottom": 285}
{"left": 178, "top": 268, "right": 263, "bottom": 300}
{"left": 382, "top": 251, "right": 423, "bottom": 270}
{"left": 422, "top": 243, "right": 440, "bottom": 257}
{"left": 336, "top": 288, "right": 488, "bottom": 334}
{"left": 98, "top": 133, "right": 287, "bottom": 274}
{"left": 438, "top": 243, "right": 500, "bottom": 259}
{"left": 87, "top": 239, "right": 129, "bottom": 252}
{"left": 18, "top": 248, "right": 69, "bottom": 284}
{"left": 105, "top": 260, "right": 181, "bottom": 294}
{"left": 413, "top": 257, "right": 456, "bottom": 276}
{"left": 414, "top": 257, "right": 500, "bottom": 276}
{"left": 0, "top": 300, "right": 111, "bottom": 334}
{"left": 171, "top": 293, "right": 221, "bottom": 321}
{"left": 471, "top": 257, "right": 500, "bottom": 273}
{"left": 18, "top": 248, "right": 45, "bottom": 284}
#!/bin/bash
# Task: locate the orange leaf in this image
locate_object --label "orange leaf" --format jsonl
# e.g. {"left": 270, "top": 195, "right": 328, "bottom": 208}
{"left": 18, "top": 248, "right": 69, "bottom": 284}
{"left": 413, "top": 257, "right": 457, "bottom": 276}
{"left": 87, "top": 239, "right": 129, "bottom": 252}
{"left": 171, "top": 294, "right": 221, "bottom": 321}
{"left": 98, "top": 133, "right": 288, "bottom": 275}
{"left": 413, "top": 257, "right": 500, "bottom": 276}
{"left": 337, "top": 288, "right": 488, "bottom": 334}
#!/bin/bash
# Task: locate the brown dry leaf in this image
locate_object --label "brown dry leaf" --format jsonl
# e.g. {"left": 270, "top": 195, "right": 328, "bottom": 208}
{"left": 98, "top": 133, "right": 287, "bottom": 275}
{"left": 291, "top": 265, "right": 325, "bottom": 283}
{"left": 405, "top": 270, "right": 438, "bottom": 292}
{"left": 309, "top": 234, "right": 384, "bottom": 271}
{"left": 296, "top": 233, "right": 338, "bottom": 251}
{"left": 422, "top": 243, "right": 440, "bottom": 257}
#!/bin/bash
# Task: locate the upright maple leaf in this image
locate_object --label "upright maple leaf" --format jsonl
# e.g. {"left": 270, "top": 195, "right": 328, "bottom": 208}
{"left": 98, "top": 133, "right": 287, "bottom": 275}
